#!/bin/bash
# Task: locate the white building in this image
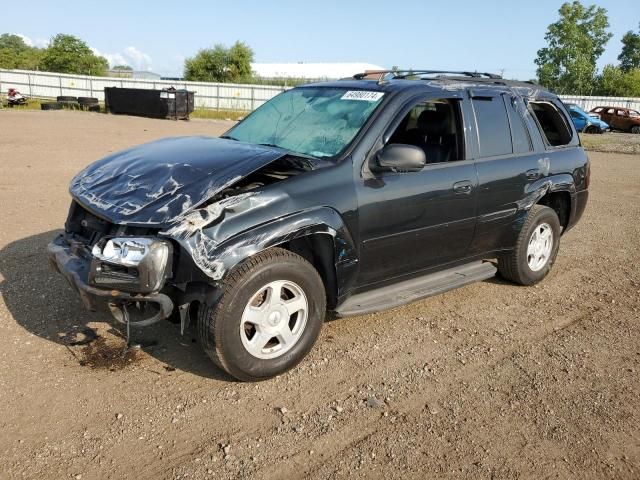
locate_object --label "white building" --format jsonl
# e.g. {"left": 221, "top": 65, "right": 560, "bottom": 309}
{"left": 251, "top": 62, "right": 386, "bottom": 80}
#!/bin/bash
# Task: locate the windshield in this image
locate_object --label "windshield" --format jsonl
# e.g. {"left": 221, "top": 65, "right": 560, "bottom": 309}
{"left": 225, "top": 87, "right": 385, "bottom": 158}
{"left": 629, "top": 110, "right": 640, "bottom": 118}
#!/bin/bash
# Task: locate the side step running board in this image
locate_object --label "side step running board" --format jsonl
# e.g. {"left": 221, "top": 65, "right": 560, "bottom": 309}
{"left": 335, "top": 261, "right": 497, "bottom": 317}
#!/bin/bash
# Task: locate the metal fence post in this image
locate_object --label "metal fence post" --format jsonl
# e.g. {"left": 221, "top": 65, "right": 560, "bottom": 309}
{"left": 28, "top": 73, "right": 32, "bottom": 97}
{"left": 251, "top": 87, "right": 255, "bottom": 111}
{"left": 216, "top": 85, "right": 220, "bottom": 111}
{"left": 89, "top": 78, "right": 93, "bottom": 97}
{"left": 59, "top": 75, "right": 63, "bottom": 97}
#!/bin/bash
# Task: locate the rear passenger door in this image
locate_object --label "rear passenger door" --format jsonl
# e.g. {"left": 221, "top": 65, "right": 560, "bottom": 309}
{"left": 468, "top": 92, "right": 540, "bottom": 254}
{"left": 615, "top": 109, "right": 631, "bottom": 131}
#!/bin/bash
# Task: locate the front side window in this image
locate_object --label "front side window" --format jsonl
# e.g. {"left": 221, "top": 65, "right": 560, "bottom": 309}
{"left": 529, "top": 101, "right": 573, "bottom": 147}
{"left": 225, "top": 87, "right": 384, "bottom": 158}
{"left": 386, "top": 99, "right": 463, "bottom": 163}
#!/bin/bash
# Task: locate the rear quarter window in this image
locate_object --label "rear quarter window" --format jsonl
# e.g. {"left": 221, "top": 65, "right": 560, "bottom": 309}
{"left": 529, "top": 101, "right": 573, "bottom": 147}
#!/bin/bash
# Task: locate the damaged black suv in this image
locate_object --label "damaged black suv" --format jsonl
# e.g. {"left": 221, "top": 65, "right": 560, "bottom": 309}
{"left": 48, "top": 70, "right": 589, "bottom": 381}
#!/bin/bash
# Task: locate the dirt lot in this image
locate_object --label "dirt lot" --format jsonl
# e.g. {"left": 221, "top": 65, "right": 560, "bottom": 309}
{"left": 0, "top": 110, "right": 639, "bottom": 480}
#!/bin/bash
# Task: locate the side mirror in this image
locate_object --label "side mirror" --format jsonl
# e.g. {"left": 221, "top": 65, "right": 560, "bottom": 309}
{"left": 375, "top": 144, "right": 426, "bottom": 172}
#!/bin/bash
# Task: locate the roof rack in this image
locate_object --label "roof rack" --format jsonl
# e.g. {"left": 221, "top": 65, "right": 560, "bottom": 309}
{"left": 352, "top": 69, "right": 503, "bottom": 82}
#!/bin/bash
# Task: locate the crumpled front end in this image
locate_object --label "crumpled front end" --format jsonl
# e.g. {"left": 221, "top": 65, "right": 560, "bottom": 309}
{"left": 47, "top": 202, "right": 175, "bottom": 326}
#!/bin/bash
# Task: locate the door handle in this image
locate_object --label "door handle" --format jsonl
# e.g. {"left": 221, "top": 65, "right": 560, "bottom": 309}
{"left": 453, "top": 180, "right": 473, "bottom": 194}
{"left": 526, "top": 168, "right": 542, "bottom": 180}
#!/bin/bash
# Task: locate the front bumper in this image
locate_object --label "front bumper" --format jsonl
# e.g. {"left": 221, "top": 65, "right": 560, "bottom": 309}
{"left": 47, "top": 234, "right": 174, "bottom": 325}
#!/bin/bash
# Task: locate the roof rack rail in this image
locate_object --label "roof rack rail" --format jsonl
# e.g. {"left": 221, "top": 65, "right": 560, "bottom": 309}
{"left": 352, "top": 69, "right": 503, "bottom": 82}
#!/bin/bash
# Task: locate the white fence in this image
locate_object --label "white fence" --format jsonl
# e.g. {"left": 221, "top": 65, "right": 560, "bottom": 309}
{"left": 0, "top": 69, "right": 288, "bottom": 111}
{"left": 2, "top": 69, "right": 639, "bottom": 113}
{"left": 558, "top": 95, "right": 640, "bottom": 112}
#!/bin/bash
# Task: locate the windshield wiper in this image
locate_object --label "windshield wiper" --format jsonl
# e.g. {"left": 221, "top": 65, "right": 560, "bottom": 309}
{"left": 220, "top": 135, "right": 239, "bottom": 141}
{"left": 257, "top": 142, "right": 285, "bottom": 149}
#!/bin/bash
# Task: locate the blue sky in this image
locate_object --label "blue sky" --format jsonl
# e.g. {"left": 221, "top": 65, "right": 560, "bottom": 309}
{"left": 7, "top": 0, "right": 639, "bottom": 79}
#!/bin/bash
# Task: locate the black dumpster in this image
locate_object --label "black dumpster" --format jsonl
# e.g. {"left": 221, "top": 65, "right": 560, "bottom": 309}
{"left": 104, "top": 87, "right": 195, "bottom": 120}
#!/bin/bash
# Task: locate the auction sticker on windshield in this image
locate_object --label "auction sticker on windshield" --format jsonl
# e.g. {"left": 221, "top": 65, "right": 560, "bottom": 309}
{"left": 341, "top": 91, "right": 385, "bottom": 101}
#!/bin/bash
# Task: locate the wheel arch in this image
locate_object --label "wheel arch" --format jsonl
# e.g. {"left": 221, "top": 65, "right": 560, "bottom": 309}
{"left": 536, "top": 189, "right": 571, "bottom": 232}
{"left": 184, "top": 207, "right": 358, "bottom": 308}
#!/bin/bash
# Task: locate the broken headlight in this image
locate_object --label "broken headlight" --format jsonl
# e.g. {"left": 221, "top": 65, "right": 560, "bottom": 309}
{"left": 89, "top": 237, "right": 172, "bottom": 293}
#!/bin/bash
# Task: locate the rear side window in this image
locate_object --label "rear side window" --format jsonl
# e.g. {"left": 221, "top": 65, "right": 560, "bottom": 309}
{"left": 504, "top": 95, "right": 532, "bottom": 154}
{"left": 529, "top": 101, "right": 573, "bottom": 147}
{"left": 472, "top": 97, "right": 512, "bottom": 157}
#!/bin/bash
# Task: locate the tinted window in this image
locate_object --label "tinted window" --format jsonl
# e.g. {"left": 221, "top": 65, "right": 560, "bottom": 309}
{"left": 606, "top": 108, "right": 615, "bottom": 114}
{"left": 617, "top": 110, "right": 627, "bottom": 116}
{"left": 472, "top": 97, "right": 512, "bottom": 157}
{"left": 529, "top": 102, "right": 573, "bottom": 147}
{"left": 504, "top": 95, "right": 532, "bottom": 154}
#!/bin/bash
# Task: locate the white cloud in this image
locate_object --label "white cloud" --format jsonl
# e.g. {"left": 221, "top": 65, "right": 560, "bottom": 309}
{"left": 15, "top": 33, "right": 49, "bottom": 48}
{"left": 92, "top": 46, "right": 153, "bottom": 71}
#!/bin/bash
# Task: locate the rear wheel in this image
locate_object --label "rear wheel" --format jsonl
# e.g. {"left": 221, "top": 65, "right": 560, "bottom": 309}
{"left": 498, "top": 205, "right": 561, "bottom": 285}
{"left": 632, "top": 125, "right": 640, "bottom": 134}
{"left": 197, "top": 248, "right": 326, "bottom": 381}
{"left": 584, "top": 125, "right": 600, "bottom": 134}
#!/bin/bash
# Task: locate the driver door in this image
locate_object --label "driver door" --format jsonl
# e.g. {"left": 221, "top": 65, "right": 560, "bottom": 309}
{"left": 354, "top": 97, "right": 478, "bottom": 287}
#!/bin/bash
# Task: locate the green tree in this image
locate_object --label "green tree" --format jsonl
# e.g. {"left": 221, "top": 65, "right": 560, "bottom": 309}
{"left": 0, "top": 33, "right": 44, "bottom": 70}
{"left": 184, "top": 41, "right": 254, "bottom": 82}
{"left": 618, "top": 24, "right": 640, "bottom": 72}
{"left": 40, "top": 34, "right": 108, "bottom": 76}
{"left": 596, "top": 65, "right": 640, "bottom": 96}
{"left": 535, "top": 1, "right": 612, "bottom": 94}
{"left": 112, "top": 64, "right": 132, "bottom": 71}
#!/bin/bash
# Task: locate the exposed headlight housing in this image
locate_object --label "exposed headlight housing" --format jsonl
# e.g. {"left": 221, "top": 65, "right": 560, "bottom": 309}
{"left": 89, "top": 237, "right": 172, "bottom": 293}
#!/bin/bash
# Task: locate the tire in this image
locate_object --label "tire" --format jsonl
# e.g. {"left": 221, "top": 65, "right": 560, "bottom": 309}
{"left": 197, "top": 247, "right": 326, "bottom": 381}
{"left": 41, "top": 102, "right": 63, "bottom": 110}
{"left": 631, "top": 125, "right": 640, "bottom": 134}
{"left": 86, "top": 104, "right": 101, "bottom": 112}
{"left": 498, "top": 205, "right": 561, "bottom": 286}
{"left": 584, "top": 125, "right": 599, "bottom": 134}
{"left": 78, "top": 97, "right": 99, "bottom": 105}
{"left": 57, "top": 96, "right": 77, "bottom": 102}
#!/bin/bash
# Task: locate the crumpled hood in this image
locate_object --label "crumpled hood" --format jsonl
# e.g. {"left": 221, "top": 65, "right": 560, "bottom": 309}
{"left": 69, "top": 136, "right": 286, "bottom": 226}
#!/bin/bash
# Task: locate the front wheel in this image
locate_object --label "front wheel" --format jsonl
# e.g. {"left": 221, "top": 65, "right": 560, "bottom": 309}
{"left": 498, "top": 205, "right": 561, "bottom": 285}
{"left": 197, "top": 248, "right": 326, "bottom": 381}
{"left": 631, "top": 125, "right": 640, "bottom": 134}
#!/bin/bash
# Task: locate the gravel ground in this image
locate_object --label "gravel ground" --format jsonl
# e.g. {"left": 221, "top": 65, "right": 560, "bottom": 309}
{"left": 0, "top": 110, "right": 639, "bottom": 480}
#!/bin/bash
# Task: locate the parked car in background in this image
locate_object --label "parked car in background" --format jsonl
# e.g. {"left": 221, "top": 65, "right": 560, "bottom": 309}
{"left": 565, "top": 104, "right": 608, "bottom": 134}
{"left": 590, "top": 106, "right": 640, "bottom": 134}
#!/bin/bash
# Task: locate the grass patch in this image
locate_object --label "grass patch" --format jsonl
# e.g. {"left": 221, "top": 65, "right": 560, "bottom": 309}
{"left": 580, "top": 132, "right": 640, "bottom": 155}
{"left": 190, "top": 107, "right": 247, "bottom": 121}
{"left": 1, "top": 98, "right": 43, "bottom": 110}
